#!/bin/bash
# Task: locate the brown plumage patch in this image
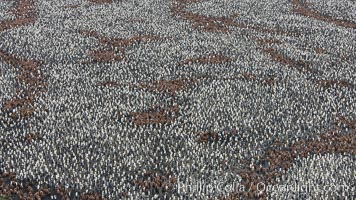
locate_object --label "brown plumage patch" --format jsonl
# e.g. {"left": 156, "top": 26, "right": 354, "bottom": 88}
{"left": 196, "top": 131, "right": 219, "bottom": 143}
{"left": 315, "top": 79, "right": 355, "bottom": 89}
{"left": 80, "top": 30, "right": 101, "bottom": 38}
{"left": 0, "top": 0, "right": 36, "bottom": 32}
{"left": 130, "top": 105, "right": 180, "bottom": 126}
{"left": 139, "top": 78, "right": 197, "bottom": 95}
{"left": 80, "top": 30, "right": 160, "bottom": 63}
{"left": 220, "top": 116, "right": 356, "bottom": 199}
{"left": 171, "top": 0, "right": 299, "bottom": 36}
{"left": 291, "top": 0, "right": 356, "bottom": 29}
{"left": 24, "top": 132, "right": 43, "bottom": 143}
{"left": 99, "top": 35, "right": 160, "bottom": 50}
{"left": 263, "top": 48, "right": 319, "bottom": 74}
{"left": 96, "top": 80, "right": 120, "bottom": 87}
{"left": 11, "top": 0, "right": 36, "bottom": 17}
{"left": 0, "top": 171, "right": 108, "bottom": 200}
{"left": 314, "top": 47, "right": 327, "bottom": 54}
{"left": 131, "top": 171, "right": 177, "bottom": 195}
{"left": 0, "top": 50, "right": 46, "bottom": 122}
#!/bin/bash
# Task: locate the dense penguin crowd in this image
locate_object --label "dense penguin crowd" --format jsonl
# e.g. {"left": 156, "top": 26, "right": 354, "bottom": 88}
{"left": 0, "top": 0, "right": 355, "bottom": 199}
